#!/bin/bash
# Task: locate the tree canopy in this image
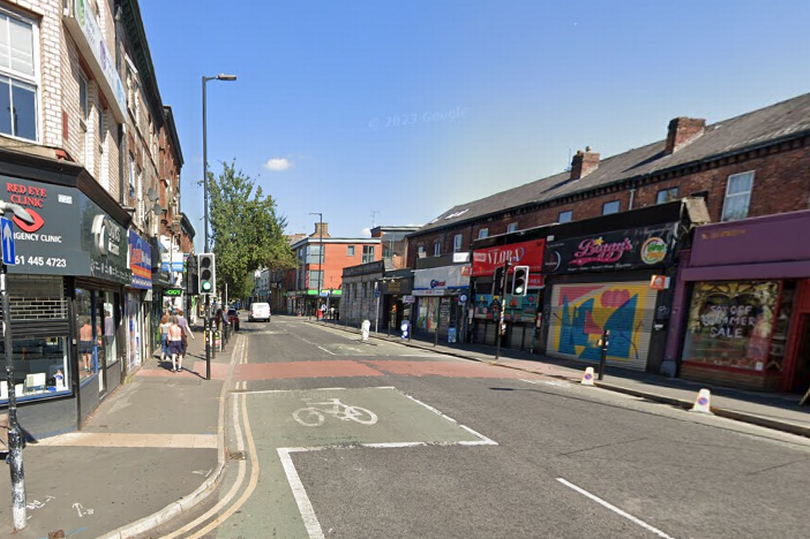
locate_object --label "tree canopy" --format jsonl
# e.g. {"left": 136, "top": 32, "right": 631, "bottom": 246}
{"left": 208, "top": 160, "right": 295, "bottom": 299}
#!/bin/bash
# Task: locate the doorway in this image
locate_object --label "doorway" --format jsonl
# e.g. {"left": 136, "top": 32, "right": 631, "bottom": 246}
{"left": 791, "top": 315, "right": 810, "bottom": 394}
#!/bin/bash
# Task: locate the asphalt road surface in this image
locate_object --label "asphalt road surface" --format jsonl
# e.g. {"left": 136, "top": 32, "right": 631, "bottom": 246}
{"left": 151, "top": 316, "right": 810, "bottom": 539}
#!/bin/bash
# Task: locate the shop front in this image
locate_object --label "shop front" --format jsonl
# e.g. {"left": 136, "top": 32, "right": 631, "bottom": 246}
{"left": 381, "top": 269, "right": 413, "bottom": 334}
{"left": 1, "top": 171, "right": 131, "bottom": 437}
{"left": 471, "top": 238, "right": 545, "bottom": 350}
{"left": 542, "top": 223, "right": 679, "bottom": 372}
{"left": 413, "top": 261, "right": 471, "bottom": 342}
{"left": 126, "top": 230, "right": 153, "bottom": 374}
{"left": 672, "top": 211, "right": 810, "bottom": 392}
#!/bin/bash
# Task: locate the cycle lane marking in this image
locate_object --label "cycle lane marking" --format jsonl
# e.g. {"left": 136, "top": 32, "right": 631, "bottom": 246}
{"left": 556, "top": 478, "right": 676, "bottom": 539}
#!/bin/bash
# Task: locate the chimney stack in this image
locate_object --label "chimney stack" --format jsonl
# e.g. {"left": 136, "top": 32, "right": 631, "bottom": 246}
{"left": 570, "top": 147, "right": 600, "bottom": 181}
{"left": 665, "top": 117, "right": 705, "bottom": 154}
{"left": 313, "top": 222, "right": 330, "bottom": 238}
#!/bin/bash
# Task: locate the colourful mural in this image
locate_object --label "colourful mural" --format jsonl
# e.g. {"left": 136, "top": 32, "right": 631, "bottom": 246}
{"left": 548, "top": 282, "right": 656, "bottom": 368}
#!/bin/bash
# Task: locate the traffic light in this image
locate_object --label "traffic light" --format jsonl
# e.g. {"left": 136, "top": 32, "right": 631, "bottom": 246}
{"left": 512, "top": 265, "right": 529, "bottom": 296}
{"left": 198, "top": 253, "right": 216, "bottom": 295}
{"left": 491, "top": 266, "right": 505, "bottom": 296}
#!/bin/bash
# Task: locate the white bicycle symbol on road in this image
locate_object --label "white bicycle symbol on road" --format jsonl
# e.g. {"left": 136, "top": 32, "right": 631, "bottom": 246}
{"left": 293, "top": 398, "right": 378, "bottom": 427}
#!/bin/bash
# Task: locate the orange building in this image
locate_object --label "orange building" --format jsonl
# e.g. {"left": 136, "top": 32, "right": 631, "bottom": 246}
{"left": 286, "top": 222, "right": 381, "bottom": 317}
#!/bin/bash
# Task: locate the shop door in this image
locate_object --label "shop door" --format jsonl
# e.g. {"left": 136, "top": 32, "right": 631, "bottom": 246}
{"left": 94, "top": 295, "right": 107, "bottom": 395}
{"left": 546, "top": 281, "right": 656, "bottom": 371}
{"left": 791, "top": 315, "right": 810, "bottom": 393}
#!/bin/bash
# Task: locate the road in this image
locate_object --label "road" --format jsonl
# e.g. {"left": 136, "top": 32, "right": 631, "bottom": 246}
{"left": 149, "top": 316, "right": 810, "bottom": 539}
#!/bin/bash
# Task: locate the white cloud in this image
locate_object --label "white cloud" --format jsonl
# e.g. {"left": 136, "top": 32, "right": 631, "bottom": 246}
{"left": 361, "top": 227, "right": 371, "bottom": 237}
{"left": 264, "top": 157, "right": 292, "bottom": 171}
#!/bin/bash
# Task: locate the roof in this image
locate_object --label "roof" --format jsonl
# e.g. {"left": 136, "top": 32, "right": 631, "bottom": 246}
{"left": 290, "top": 237, "right": 381, "bottom": 249}
{"left": 414, "top": 91, "right": 810, "bottom": 235}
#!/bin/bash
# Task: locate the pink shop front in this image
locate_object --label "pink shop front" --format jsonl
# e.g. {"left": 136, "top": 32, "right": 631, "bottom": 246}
{"left": 666, "top": 210, "right": 810, "bottom": 393}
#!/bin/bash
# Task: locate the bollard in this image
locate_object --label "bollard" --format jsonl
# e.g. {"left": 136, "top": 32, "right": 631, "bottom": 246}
{"left": 598, "top": 329, "right": 610, "bottom": 381}
{"left": 361, "top": 320, "right": 371, "bottom": 341}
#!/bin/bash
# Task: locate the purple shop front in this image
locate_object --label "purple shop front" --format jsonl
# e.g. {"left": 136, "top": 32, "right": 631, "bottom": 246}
{"left": 666, "top": 210, "right": 810, "bottom": 391}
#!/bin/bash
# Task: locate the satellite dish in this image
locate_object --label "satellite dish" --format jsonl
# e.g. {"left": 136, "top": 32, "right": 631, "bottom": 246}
{"left": 147, "top": 187, "right": 159, "bottom": 202}
{"left": 152, "top": 202, "right": 164, "bottom": 215}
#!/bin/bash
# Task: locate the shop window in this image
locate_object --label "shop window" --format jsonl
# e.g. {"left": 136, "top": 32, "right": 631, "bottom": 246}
{"left": 558, "top": 210, "right": 573, "bottom": 223}
{"left": 602, "top": 200, "right": 620, "bottom": 215}
{"left": 682, "top": 280, "right": 779, "bottom": 372}
{"left": 0, "top": 337, "right": 69, "bottom": 403}
{"left": 0, "top": 11, "right": 38, "bottom": 141}
{"left": 722, "top": 171, "right": 754, "bottom": 222}
{"left": 656, "top": 187, "right": 679, "bottom": 204}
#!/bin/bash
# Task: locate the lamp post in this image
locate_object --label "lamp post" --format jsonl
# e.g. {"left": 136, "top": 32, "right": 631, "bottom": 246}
{"left": 309, "top": 212, "right": 323, "bottom": 318}
{"left": 202, "top": 73, "right": 236, "bottom": 367}
{"left": 202, "top": 73, "right": 237, "bottom": 253}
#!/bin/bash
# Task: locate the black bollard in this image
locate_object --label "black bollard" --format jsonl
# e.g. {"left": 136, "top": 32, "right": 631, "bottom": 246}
{"left": 598, "top": 329, "right": 610, "bottom": 381}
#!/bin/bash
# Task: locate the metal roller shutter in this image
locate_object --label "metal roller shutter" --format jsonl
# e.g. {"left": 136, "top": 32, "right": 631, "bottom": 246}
{"left": 546, "top": 280, "right": 657, "bottom": 371}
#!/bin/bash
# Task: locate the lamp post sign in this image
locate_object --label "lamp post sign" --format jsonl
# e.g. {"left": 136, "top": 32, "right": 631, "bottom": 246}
{"left": 1, "top": 216, "right": 15, "bottom": 265}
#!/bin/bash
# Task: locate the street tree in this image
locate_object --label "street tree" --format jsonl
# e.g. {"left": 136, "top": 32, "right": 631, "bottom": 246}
{"left": 208, "top": 160, "right": 295, "bottom": 300}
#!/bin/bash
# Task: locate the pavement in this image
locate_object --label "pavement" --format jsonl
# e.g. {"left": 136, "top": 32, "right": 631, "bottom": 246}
{"left": 315, "top": 318, "right": 810, "bottom": 439}
{"left": 0, "top": 315, "right": 808, "bottom": 539}
{"left": 0, "top": 324, "right": 238, "bottom": 539}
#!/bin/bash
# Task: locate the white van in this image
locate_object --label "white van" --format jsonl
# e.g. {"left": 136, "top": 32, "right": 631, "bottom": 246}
{"left": 249, "top": 302, "right": 271, "bottom": 322}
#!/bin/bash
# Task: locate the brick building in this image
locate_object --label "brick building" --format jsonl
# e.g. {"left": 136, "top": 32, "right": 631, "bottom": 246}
{"left": 287, "top": 222, "right": 381, "bottom": 316}
{"left": 407, "top": 92, "right": 810, "bottom": 266}
{"left": 0, "top": 0, "right": 185, "bottom": 438}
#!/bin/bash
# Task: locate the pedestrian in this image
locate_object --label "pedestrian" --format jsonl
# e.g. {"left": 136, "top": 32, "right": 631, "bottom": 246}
{"left": 176, "top": 309, "right": 195, "bottom": 367}
{"left": 167, "top": 316, "right": 183, "bottom": 372}
{"left": 159, "top": 313, "right": 171, "bottom": 362}
{"left": 79, "top": 318, "right": 94, "bottom": 373}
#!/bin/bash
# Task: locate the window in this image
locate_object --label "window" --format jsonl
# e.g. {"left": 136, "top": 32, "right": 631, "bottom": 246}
{"left": 308, "top": 270, "right": 323, "bottom": 291}
{"left": 347, "top": 245, "right": 355, "bottom": 257}
{"left": 0, "top": 12, "right": 37, "bottom": 141}
{"left": 507, "top": 223, "right": 518, "bottom": 233}
{"left": 433, "top": 242, "right": 441, "bottom": 256}
{"left": 602, "top": 200, "right": 620, "bottom": 215}
{"left": 307, "top": 245, "right": 322, "bottom": 265}
{"left": 128, "top": 154, "right": 136, "bottom": 199}
{"left": 79, "top": 74, "right": 89, "bottom": 119}
{"left": 558, "top": 210, "right": 573, "bottom": 223}
{"left": 362, "top": 245, "right": 375, "bottom": 264}
{"left": 656, "top": 187, "right": 679, "bottom": 204}
{"left": 453, "top": 234, "right": 463, "bottom": 252}
{"left": 478, "top": 228, "right": 489, "bottom": 239}
{"left": 417, "top": 245, "right": 426, "bottom": 257}
{"left": 722, "top": 171, "right": 754, "bottom": 222}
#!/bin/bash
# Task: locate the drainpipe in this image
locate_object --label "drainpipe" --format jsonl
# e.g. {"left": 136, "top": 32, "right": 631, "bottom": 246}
{"left": 628, "top": 183, "right": 636, "bottom": 210}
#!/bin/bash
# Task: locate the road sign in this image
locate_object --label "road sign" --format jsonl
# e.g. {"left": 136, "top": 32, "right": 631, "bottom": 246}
{"left": 459, "top": 294, "right": 468, "bottom": 303}
{"left": 1, "top": 216, "right": 15, "bottom": 265}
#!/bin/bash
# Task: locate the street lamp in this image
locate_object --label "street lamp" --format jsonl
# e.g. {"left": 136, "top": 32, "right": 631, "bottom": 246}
{"left": 309, "top": 212, "right": 323, "bottom": 318}
{"left": 202, "top": 73, "right": 237, "bottom": 253}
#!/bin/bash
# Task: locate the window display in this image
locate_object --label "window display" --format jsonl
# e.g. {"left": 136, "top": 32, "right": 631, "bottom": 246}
{"left": 683, "top": 280, "right": 779, "bottom": 371}
{"left": 0, "top": 337, "right": 70, "bottom": 402}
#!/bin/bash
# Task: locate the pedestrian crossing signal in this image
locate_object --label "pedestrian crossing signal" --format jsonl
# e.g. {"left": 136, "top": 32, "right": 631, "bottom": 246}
{"left": 198, "top": 253, "right": 216, "bottom": 295}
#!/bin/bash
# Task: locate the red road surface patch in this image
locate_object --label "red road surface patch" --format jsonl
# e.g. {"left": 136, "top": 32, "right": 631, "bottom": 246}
{"left": 364, "top": 360, "right": 542, "bottom": 379}
{"left": 234, "top": 360, "right": 385, "bottom": 381}
{"left": 135, "top": 362, "right": 227, "bottom": 380}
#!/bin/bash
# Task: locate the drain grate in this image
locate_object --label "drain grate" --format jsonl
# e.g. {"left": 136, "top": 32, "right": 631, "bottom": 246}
{"left": 229, "top": 450, "right": 247, "bottom": 460}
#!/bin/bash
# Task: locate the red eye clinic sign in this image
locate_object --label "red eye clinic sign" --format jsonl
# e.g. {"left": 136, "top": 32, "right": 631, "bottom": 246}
{"left": 472, "top": 239, "right": 546, "bottom": 277}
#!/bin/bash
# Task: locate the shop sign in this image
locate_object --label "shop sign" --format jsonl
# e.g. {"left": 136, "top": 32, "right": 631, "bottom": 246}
{"left": 129, "top": 230, "right": 152, "bottom": 290}
{"left": 473, "top": 239, "right": 546, "bottom": 276}
{"left": 381, "top": 278, "right": 412, "bottom": 295}
{"left": 81, "top": 194, "right": 130, "bottom": 284}
{"left": 163, "top": 288, "right": 183, "bottom": 297}
{"left": 403, "top": 295, "right": 415, "bottom": 304}
{"left": 413, "top": 265, "right": 470, "bottom": 296}
{"left": 544, "top": 224, "right": 676, "bottom": 275}
{"left": 161, "top": 252, "right": 185, "bottom": 272}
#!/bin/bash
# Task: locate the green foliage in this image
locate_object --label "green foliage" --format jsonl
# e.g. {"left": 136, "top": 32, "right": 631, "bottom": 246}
{"left": 208, "top": 160, "right": 295, "bottom": 299}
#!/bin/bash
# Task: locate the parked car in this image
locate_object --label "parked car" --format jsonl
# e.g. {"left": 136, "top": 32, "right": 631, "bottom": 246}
{"left": 249, "top": 302, "right": 271, "bottom": 322}
{"left": 227, "top": 309, "right": 240, "bottom": 331}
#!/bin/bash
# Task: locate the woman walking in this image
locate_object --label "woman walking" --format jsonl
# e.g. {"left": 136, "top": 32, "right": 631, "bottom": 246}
{"left": 167, "top": 316, "right": 184, "bottom": 372}
{"left": 159, "top": 313, "right": 171, "bottom": 362}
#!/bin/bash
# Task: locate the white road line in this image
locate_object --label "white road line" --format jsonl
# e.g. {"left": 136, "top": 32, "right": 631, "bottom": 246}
{"left": 317, "top": 345, "right": 336, "bottom": 355}
{"left": 239, "top": 386, "right": 395, "bottom": 395}
{"left": 556, "top": 478, "right": 676, "bottom": 539}
{"left": 279, "top": 448, "right": 326, "bottom": 539}
{"left": 402, "top": 392, "right": 498, "bottom": 446}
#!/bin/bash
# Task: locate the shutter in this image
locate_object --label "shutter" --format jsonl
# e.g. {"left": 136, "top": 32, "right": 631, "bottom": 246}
{"left": 546, "top": 281, "right": 657, "bottom": 371}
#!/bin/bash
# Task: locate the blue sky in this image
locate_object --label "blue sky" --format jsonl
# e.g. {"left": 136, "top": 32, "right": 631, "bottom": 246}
{"left": 140, "top": 0, "right": 810, "bottom": 249}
